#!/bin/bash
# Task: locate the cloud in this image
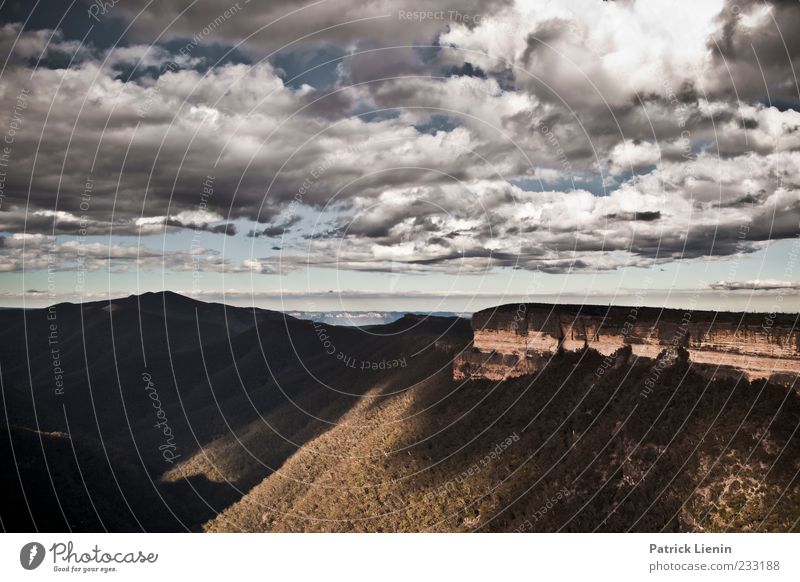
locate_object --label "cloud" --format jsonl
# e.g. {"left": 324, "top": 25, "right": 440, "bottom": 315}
{"left": 0, "top": 0, "right": 797, "bottom": 282}
{"left": 246, "top": 214, "right": 302, "bottom": 238}
{"left": 440, "top": 0, "right": 725, "bottom": 104}
{"left": 113, "top": 0, "right": 507, "bottom": 51}
{"left": 707, "top": 0, "right": 800, "bottom": 105}
{"left": 136, "top": 210, "right": 239, "bottom": 235}
{"left": 608, "top": 140, "right": 661, "bottom": 175}
{"left": 0, "top": 234, "right": 264, "bottom": 274}
{"left": 710, "top": 279, "right": 800, "bottom": 291}
{"left": 0, "top": 22, "right": 89, "bottom": 63}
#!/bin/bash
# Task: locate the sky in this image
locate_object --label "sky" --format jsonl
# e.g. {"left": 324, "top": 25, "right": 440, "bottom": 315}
{"left": 0, "top": 0, "right": 799, "bottom": 312}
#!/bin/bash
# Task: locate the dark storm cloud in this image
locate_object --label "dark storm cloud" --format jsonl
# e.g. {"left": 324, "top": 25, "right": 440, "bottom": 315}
{"left": 408, "top": 247, "right": 518, "bottom": 266}
{"left": 605, "top": 211, "right": 662, "bottom": 222}
{"left": 708, "top": 0, "right": 800, "bottom": 105}
{"left": 246, "top": 214, "right": 302, "bottom": 238}
{"left": 109, "top": 0, "right": 511, "bottom": 51}
{"left": 166, "top": 219, "right": 237, "bottom": 235}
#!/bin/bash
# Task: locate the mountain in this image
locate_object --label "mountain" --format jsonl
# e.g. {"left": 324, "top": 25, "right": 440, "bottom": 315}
{"left": 0, "top": 293, "right": 470, "bottom": 531}
{"left": 1, "top": 294, "right": 797, "bottom": 532}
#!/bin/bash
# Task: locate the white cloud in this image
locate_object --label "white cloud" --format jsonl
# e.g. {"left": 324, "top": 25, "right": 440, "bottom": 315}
{"left": 608, "top": 140, "right": 661, "bottom": 175}
{"left": 710, "top": 279, "right": 800, "bottom": 291}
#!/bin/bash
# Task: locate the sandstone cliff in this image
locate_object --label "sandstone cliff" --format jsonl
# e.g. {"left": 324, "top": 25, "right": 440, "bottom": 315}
{"left": 454, "top": 303, "right": 800, "bottom": 384}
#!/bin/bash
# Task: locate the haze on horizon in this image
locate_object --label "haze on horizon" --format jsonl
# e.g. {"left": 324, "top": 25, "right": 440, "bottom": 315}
{"left": 1, "top": 0, "right": 799, "bottom": 313}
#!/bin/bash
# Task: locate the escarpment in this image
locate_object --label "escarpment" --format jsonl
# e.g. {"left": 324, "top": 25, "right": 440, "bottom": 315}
{"left": 454, "top": 304, "right": 800, "bottom": 384}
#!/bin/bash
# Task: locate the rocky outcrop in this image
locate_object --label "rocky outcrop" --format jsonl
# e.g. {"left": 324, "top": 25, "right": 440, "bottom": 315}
{"left": 454, "top": 303, "right": 800, "bottom": 384}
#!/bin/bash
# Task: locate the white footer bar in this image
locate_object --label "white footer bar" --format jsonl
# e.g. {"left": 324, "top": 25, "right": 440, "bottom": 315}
{"left": 1, "top": 533, "right": 797, "bottom": 581}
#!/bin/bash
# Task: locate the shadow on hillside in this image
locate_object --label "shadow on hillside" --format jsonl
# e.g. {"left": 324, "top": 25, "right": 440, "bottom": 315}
{"left": 0, "top": 295, "right": 473, "bottom": 531}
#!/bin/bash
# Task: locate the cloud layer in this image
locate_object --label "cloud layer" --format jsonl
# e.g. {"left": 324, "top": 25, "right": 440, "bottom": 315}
{"left": 0, "top": 0, "right": 798, "bottom": 280}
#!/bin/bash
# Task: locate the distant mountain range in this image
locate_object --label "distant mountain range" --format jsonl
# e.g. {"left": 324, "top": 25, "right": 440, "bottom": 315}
{"left": 286, "top": 310, "right": 466, "bottom": 326}
{"left": 0, "top": 292, "right": 797, "bottom": 532}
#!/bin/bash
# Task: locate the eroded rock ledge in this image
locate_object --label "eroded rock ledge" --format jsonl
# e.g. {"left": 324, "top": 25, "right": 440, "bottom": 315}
{"left": 453, "top": 303, "right": 800, "bottom": 385}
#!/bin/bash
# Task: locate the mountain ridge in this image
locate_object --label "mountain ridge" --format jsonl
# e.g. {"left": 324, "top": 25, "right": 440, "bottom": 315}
{"left": 0, "top": 292, "right": 797, "bottom": 532}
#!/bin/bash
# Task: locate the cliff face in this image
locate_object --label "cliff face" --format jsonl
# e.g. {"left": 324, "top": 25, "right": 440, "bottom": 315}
{"left": 454, "top": 304, "right": 800, "bottom": 384}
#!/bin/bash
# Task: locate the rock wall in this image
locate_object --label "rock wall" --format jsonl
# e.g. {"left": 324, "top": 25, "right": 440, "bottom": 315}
{"left": 453, "top": 303, "right": 800, "bottom": 384}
